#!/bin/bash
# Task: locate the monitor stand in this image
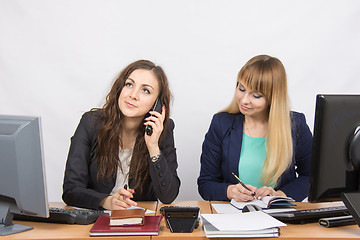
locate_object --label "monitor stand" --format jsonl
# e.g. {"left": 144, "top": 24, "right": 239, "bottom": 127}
{"left": 0, "top": 201, "right": 33, "bottom": 236}
{"left": 341, "top": 192, "right": 360, "bottom": 228}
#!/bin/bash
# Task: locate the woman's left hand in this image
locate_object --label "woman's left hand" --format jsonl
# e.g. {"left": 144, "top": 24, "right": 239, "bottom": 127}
{"left": 144, "top": 105, "right": 166, "bottom": 156}
{"left": 255, "top": 186, "right": 286, "bottom": 199}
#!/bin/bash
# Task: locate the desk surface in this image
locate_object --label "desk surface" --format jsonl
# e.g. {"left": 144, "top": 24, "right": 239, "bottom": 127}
{"left": 5, "top": 201, "right": 360, "bottom": 240}
{"left": 5, "top": 202, "right": 158, "bottom": 240}
{"left": 279, "top": 202, "right": 360, "bottom": 240}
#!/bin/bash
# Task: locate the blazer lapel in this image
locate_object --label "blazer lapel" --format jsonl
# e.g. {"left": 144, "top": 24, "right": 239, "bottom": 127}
{"left": 228, "top": 114, "right": 244, "bottom": 183}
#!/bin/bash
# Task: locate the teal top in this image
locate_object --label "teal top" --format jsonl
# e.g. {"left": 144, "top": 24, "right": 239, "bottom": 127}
{"left": 238, "top": 132, "right": 273, "bottom": 188}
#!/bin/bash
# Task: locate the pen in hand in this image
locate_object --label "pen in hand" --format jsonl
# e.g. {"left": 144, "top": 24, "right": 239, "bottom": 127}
{"left": 123, "top": 184, "right": 127, "bottom": 200}
{"left": 231, "top": 172, "right": 256, "bottom": 199}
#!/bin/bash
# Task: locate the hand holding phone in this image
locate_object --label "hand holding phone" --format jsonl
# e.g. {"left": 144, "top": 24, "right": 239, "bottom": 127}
{"left": 145, "top": 97, "right": 162, "bottom": 136}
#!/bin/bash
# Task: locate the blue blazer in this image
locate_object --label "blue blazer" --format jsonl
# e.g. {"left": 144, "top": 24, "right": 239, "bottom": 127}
{"left": 197, "top": 111, "right": 313, "bottom": 202}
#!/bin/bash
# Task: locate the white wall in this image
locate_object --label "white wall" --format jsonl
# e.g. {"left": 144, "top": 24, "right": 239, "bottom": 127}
{"left": 1, "top": 0, "right": 360, "bottom": 202}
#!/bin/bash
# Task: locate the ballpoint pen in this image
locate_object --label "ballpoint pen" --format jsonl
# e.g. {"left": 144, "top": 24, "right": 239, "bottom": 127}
{"left": 231, "top": 172, "right": 256, "bottom": 199}
{"left": 123, "top": 184, "right": 128, "bottom": 200}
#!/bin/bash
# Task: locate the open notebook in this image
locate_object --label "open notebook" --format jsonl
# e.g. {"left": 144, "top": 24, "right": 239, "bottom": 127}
{"left": 230, "top": 196, "right": 295, "bottom": 209}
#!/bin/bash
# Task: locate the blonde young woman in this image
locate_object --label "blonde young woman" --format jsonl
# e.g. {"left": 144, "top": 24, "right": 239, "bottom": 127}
{"left": 197, "top": 55, "right": 312, "bottom": 202}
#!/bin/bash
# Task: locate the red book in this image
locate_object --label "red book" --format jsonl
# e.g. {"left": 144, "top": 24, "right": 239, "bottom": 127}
{"left": 90, "top": 215, "right": 162, "bottom": 236}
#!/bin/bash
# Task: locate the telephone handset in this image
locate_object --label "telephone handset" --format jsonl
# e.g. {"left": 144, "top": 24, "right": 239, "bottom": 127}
{"left": 145, "top": 97, "right": 162, "bottom": 136}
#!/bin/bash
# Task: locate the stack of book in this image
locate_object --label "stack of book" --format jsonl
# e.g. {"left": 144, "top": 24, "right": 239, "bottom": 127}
{"left": 201, "top": 211, "right": 286, "bottom": 238}
{"left": 90, "top": 208, "right": 162, "bottom": 237}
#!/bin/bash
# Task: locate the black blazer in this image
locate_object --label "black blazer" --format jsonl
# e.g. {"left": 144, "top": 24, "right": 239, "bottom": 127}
{"left": 62, "top": 110, "right": 180, "bottom": 209}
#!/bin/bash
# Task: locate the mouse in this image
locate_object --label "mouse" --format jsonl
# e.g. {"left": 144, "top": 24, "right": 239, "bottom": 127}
{"left": 242, "top": 204, "right": 263, "bottom": 213}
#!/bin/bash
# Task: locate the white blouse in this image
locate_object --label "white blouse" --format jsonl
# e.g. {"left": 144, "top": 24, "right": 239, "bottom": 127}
{"left": 110, "top": 148, "right": 133, "bottom": 195}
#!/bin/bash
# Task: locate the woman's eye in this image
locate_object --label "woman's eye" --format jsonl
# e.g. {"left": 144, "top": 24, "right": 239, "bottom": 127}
{"left": 238, "top": 86, "right": 246, "bottom": 92}
{"left": 142, "top": 88, "right": 150, "bottom": 94}
{"left": 253, "top": 93, "right": 263, "bottom": 99}
{"left": 125, "top": 82, "right": 132, "bottom": 87}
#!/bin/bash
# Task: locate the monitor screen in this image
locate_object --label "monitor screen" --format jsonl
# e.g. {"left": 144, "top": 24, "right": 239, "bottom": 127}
{"left": 0, "top": 115, "right": 49, "bottom": 236}
{"left": 308, "top": 95, "right": 360, "bottom": 202}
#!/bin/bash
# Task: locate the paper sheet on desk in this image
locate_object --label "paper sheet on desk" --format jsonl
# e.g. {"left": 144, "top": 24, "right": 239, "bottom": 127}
{"left": 128, "top": 205, "right": 155, "bottom": 214}
{"left": 201, "top": 211, "right": 286, "bottom": 231}
{"left": 211, "top": 203, "right": 295, "bottom": 214}
{"left": 72, "top": 205, "right": 155, "bottom": 215}
{"left": 212, "top": 203, "right": 241, "bottom": 213}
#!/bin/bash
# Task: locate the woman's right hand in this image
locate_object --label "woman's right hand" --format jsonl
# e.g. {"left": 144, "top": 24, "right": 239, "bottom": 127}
{"left": 100, "top": 188, "right": 137, "bottom": 210}
{"left": 227, "top": 184, "right": 257, "bottom": 202}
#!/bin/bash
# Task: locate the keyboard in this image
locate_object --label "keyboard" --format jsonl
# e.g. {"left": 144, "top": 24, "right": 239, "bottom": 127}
{"left": 269, "top": 205, "right": 350, "bottom": 224}
{"left": 14, "top": 207, "right": 108, "bottom": 225}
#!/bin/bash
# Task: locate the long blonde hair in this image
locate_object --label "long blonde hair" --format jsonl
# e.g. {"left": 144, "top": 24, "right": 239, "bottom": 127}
{"left": 222, "top": 55, "right": 293, "bottom": 186}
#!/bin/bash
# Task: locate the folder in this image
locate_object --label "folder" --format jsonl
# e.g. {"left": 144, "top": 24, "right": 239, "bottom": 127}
{"left": 201, "top": 211, "right": 285, "bottom": 238}
{"left": 202, "top": 217, "right": 280, "bottom": 238}
{"left": 90, "top": 215, "right": 162, "bottom": 236}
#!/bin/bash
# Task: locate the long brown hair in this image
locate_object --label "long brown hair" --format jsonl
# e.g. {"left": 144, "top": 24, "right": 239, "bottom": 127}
{"left": 222, "top": 55, "right": 292, "bottom": 186}
{"left": 94, "top": 60, "right": 172, "bottom": 191}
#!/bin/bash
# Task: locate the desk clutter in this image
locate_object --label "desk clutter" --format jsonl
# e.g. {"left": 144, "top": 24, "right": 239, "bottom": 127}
{"left": 201, "top": 211, "right": 285, "bottom": 238}
{"left": 90, "top": 205, "right": 201, "bottom": 236}
{"left": 89, "top": 206, "right": 163, "bottom": 236}
{"left": 9, "top": 201, "right": 360, "bottom": 239}
{"left": 90, "top": 215, "right": 162, "bottom": 236}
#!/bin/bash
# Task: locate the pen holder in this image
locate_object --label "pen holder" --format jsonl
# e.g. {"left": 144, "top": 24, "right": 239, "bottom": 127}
{"left": 160, "top": 206, "right": 200, "bottom": 233}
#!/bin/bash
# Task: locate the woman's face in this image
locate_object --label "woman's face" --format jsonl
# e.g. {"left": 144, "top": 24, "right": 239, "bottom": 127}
{"left": 118, "top": 69, "right": 160, "bottom": 120}
{"left": 236, "top": 80, "right": 269, "bottom": 118}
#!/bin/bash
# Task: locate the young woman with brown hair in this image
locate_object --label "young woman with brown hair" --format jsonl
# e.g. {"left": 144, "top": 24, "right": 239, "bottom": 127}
{"left": 63, "top": 60, "right": 180, "bottom": 210}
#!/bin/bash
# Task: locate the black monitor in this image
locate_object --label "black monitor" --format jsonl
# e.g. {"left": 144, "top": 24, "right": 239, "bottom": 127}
{"left": 308, "top": 95, "right": 360, "bottom": 202}
{"left": 0, "top": 115, "right": 49, "bottom": 236}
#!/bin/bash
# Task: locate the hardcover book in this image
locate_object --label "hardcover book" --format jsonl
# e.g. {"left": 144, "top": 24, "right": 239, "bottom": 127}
{"left": 110, "top": 208, "right": 146, "bottom": 226}
{"left": 90, "top": 215, "right": 162, "bottom": 236}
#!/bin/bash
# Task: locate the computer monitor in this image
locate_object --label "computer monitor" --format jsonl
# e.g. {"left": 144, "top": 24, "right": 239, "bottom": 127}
{"left": 0, "top": 115, "right": 49, "bottom": 236}
{"left": 308, "top": 94, "right": 360, "bottom": 202}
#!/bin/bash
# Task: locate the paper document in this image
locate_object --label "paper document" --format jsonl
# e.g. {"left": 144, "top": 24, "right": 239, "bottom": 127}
{"left": 201, "top": 211, "right": 286, "bottom": 231}
{"left": 202, "top": 217, "right": 280, "bottom": 238}
{"left": 128, "top": 205, "right": 155, "bottom": 214}
{"left": 212, "top": 203, "right": 241, "bottom": 214}
{"left": 211, "top": 203, "right": 295, "bottom": 214}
